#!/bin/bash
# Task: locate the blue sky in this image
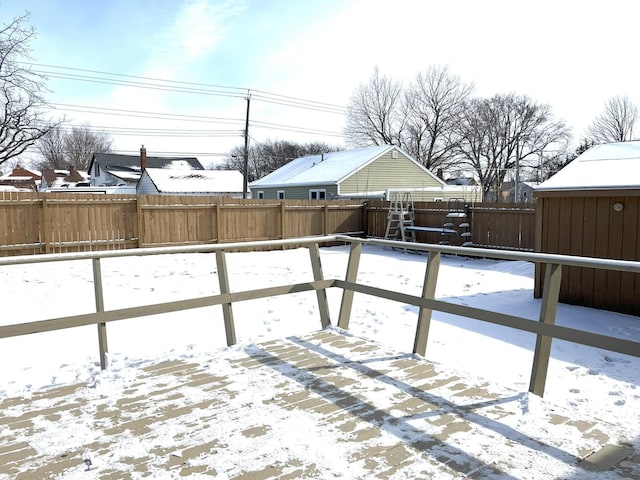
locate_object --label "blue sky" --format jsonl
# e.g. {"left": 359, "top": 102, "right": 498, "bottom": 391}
{"left": 2, "top": 0, "right": 640, "bottom": 167}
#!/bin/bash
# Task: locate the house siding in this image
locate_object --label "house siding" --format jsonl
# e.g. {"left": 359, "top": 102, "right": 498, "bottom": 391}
{"left": 256, "top": 185, "right": 338, "bottom": 200}
{"left": 137, "top": 174, "right": 159, "bottom": 195}
{"left": 339, "top": 151, "right": 441, "bottom": 195}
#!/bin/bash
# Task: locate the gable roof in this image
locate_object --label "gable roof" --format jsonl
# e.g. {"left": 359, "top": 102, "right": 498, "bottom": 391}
{"left": 89, "top": 153, "right": 204, "bottom": 172}
{"left": 536, "top": 141, "right": 640, "bottom": 192}
{"left": 140, "top": 168, "right": 244, "bottom": 194}
{"left": 250, "top": 145, "right": 444, "bottom": 188}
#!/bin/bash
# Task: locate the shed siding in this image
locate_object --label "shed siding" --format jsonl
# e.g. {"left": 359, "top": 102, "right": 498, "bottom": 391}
{"left": 339, "top": 152, "right": 441, "bottom": 194}
{"left": 535, "top": 192, "right": 640, "bottom": 315}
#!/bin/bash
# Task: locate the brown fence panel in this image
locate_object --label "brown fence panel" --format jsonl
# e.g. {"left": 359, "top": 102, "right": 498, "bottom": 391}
{"left": 0, "top": 194, "right": 367, "bottom": 256}
{"left": 0, "top": 191, "right": 43, "bottom": 256}
{"left": 470, "top": 204, "right": 535, "bottom": 251}
{"left": 365, "top": 200, "right": 536, "bottom": 251}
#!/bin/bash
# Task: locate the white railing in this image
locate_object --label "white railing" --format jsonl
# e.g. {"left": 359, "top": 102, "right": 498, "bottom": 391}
{"left": 1, "top": 235, "right": 638, "bottom": 398}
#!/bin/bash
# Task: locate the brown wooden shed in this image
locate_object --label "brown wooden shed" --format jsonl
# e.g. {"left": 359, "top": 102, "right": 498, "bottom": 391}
{"left": 534, "top": 141, "right": 640, "bottom": 316}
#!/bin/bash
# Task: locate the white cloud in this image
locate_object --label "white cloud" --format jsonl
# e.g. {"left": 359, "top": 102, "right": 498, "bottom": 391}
{"left": 157, "top": 0, "right": 247, "bottom": 67}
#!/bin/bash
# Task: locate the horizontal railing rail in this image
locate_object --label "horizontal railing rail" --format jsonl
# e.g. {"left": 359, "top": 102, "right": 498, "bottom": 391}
{"left": 1, "top": 234, "right": 638, "bottom": 398}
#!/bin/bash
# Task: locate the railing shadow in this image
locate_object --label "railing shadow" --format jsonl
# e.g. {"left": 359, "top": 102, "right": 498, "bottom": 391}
{"left": 245, "top": 334, "right": 587, "bottom": 477}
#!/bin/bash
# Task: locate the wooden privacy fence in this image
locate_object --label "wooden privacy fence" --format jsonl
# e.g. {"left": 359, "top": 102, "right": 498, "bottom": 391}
{"left": 0, "top": 192, "right": 365, "bottom": 256}
{"left": 366, "top": 200, "right": 535, "bottom": 250}
{"left": 1, "top": 234, "right": 638, "bottom": 398}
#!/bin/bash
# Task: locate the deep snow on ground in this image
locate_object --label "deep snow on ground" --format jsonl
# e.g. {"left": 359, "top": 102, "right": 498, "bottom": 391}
{"left": 0, "top": 244, "right": 638, "bottom": 477}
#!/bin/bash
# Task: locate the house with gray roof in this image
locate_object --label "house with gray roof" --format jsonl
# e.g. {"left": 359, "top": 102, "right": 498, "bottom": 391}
{"left": 249, "top": 145, "right": 480, "bottom": 202}
{"left": 88, "top": 150, "right": 203, "bottom": 188}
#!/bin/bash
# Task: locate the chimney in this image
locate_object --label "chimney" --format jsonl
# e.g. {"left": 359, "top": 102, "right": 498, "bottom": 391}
{"left": 140, "top": 145, "right": 147, "bottom": 171}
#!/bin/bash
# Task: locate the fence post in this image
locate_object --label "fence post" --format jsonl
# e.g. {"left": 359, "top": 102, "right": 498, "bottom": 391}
{"left": 337, "top": 241, "right": 362, "bottom": 330}
{"left": 529, "top": 262, "right": 562, "bottom": 397}
{"left": 216, "top": 250, "right": 237, "bottom": 345}
{"left": 413, "top": 251, "right": 441, "bottom": 356}
{"left": 92, "top": 258, "right": 109, "bottom": 369}
{"left": 42, "top": 194, "right": 51, "bottom": 254}
{"left": 136, "top": 196, "right": 143, "bottom": 248}
{"left": 309, "top": 242, "right": 331, "bottom": 329}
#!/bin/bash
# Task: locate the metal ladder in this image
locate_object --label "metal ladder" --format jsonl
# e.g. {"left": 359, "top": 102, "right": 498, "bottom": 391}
{"left": 384, "top": 192, "right": 415, "bottom": 242}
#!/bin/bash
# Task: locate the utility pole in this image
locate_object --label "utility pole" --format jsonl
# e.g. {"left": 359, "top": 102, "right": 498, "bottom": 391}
{"left": 243, "top": 91, "right": 251, "bottom": 199}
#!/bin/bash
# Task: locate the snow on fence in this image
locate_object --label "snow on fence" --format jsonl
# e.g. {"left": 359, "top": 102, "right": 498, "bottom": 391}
{"left": 0, "top": 234, "right": 638, "bottom": 398}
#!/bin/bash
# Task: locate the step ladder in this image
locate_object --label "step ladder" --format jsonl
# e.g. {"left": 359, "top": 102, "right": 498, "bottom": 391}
{"left": 384, "top": 192, "right": 416, "bottom": 242}
{"left": 440, "top": 198, "right": 472, "bottom": 246}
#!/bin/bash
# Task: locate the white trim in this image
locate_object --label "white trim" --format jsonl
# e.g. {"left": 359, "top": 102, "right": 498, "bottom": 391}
{"left": 257, "top": 191, "right": 264, "bottom": 199}
{"left": 277, "top": 190, "right": 285, "bottom": 199}
{"left": 309, "top": 189, "right": 326, "bottom": 200}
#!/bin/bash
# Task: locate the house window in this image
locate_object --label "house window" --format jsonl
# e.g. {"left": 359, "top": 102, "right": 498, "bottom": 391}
{"left": 309, "top": 189, "right": 326, "bottom": 200}
{"left": 277, "top": 190, "right": 285, "bottom": 199}
{"left": 257, "top": 191, "right": 264, "bottom": 199}
{"left": 434, "top": 197, "right": 443, "bottom": 202}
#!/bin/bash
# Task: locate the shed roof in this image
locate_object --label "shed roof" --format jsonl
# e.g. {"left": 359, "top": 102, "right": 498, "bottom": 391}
{"left": 141, "top": 168, "right": 244, "bottom": 194}
{"left": 250, "top": 145, "right": 443, "bottom": 188}
{"left": 535, "top": 141, "right": 640, "bottom": 192}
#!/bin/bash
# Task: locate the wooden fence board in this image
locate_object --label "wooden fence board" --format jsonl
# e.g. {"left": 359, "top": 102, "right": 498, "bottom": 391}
{"left": 2, "top": 194, "right": 536, "bottom": 257}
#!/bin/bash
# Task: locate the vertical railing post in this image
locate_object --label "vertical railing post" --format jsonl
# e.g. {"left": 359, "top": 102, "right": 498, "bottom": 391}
{"left": 529, "top": 262, "right": 562, "bottom": 397}
{"left": 309, "top": 242, "right": 331, "bottom": 329}
{"left": 216, "top": 250, "right": 237, "bottom": 346}
{"left": 92, "top": 258, "right": 109, "bottom": 370}
{"left": 337, "top": 241, "right": 362, "bottom": 330}
{"left": 413, "top": 251, "right": 441, "bottom": 356}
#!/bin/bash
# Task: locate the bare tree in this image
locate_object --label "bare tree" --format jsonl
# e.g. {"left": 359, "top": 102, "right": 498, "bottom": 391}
{"left": 222, "top": 139, "right": 340, "bottom": 182}
{"left": 63, "top": 125, "right": 112, "bottom": 169}
{"left": 457, "top": 94, "right": 570, "bottom": 201}
{"left": 404, "top": 65, "right": 474, "bottom": 171}
{"left": 585, "top": 95, "right": 639, "bottom": 144}
{"left": 36, "top": 124, "right": 113, "bottom": 170}
{"left": 0, "top": 14, "right": 59, "bottom": 167}
{"left": 344, "top": 67, "right": 408, "bottom": 149}
{"left": 35, "top": 125, "right": 66, "bottom": 169}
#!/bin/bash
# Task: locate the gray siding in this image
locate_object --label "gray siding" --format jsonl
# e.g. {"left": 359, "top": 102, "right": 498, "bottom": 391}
{"left": 137, "top": 173, "right": 159, "bottom": 195}
{"left": 252, "top": 185, "right": 338, "bottom": 200}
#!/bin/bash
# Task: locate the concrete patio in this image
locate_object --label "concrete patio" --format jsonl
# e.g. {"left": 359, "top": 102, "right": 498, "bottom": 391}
{"left": 0, "top": 329, "right": 637, "bottom": 479}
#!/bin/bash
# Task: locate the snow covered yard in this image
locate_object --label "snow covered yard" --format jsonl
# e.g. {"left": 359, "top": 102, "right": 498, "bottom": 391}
{"left": 0, "top": 244, "right": 639, "bottom": 478}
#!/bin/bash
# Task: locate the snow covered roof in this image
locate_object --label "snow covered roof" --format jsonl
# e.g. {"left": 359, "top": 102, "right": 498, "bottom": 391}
{"left": 141, "top": 168, "right": 244, "bottom": 193}
{"left": 536, "top": 141, "right": 640, "bottom": 192}
{"left": 250, "top": 145, "right": 441, "bottom": 188}
{"left": 89, "top": 153, "right": 204, "bottom": 172}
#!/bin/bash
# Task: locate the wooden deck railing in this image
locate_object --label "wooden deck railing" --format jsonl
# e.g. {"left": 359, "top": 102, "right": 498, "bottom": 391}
{"left": 1, "top": 235, "right": 638, "bottom": 398}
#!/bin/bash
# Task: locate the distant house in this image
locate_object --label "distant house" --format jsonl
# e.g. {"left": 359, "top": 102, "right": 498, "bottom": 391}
{"left": 88, "top": 149, "right": 204, "bottom": 188}
{"left": 0, "top": 167, "right": 41, "bottom": 192}
{"left": 249, "top": 145, "right": 480, "bottom": 202}
{"left": 137, "top": 168, "right": 244, "bottom": 197}
{"left": 502, "top": 181, "right": 537, "bottom": 203}
{"left": 40, "top": 166, "right": 90, "bottom": 191}
{"left": 534, "top": 140, "right": 640, "bottom": 315}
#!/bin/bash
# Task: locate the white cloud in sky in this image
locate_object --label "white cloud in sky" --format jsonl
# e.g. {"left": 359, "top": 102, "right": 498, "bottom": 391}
{"left": 5, "top": 0, "right": 640, "bottom": 166}
{"left": 155, "top": 0, "right": 246, "bottom": 69}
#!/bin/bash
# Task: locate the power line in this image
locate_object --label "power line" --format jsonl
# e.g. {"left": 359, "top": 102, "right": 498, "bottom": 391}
{"left": 26, "top": 62, "right": 348, "bottom": 113}
{"left": 51, "top": 103, "right": 246, "bottom": 125}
